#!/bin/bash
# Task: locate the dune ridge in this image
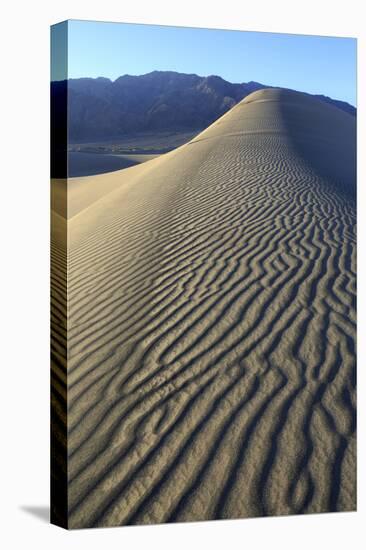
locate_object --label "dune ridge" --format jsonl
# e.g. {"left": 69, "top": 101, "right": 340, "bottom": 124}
{"left": 51, "top": 88, "right": 356, "bottom": 528}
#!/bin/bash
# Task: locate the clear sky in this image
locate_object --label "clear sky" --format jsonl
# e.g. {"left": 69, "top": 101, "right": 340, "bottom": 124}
{"left": 53, "top": 19, "right": 357, "bottom": 106}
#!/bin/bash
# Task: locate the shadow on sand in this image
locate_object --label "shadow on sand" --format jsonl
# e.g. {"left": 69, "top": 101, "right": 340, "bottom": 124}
{"left": 277, "top": 88, "right": 356, "bottom": 199}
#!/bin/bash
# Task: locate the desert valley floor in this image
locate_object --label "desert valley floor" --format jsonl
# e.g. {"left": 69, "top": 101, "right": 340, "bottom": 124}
{"left": 51, "top": 88, "right": 356, "bottom": 528}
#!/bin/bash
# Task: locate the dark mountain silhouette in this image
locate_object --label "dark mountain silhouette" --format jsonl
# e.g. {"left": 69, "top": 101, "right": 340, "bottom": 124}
{"left": 51, "top": 70, "right": 356, "bottom": 143}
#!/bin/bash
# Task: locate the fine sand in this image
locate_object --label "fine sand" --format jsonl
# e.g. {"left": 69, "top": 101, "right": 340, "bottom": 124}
{"left": 51, "top": 88, "right": 356, "bottom": 528}
{"left": 68, "top": 152, "right": 161, "bottom": 177}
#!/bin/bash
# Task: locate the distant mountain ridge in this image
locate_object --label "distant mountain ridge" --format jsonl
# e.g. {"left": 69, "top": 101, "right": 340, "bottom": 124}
{"left": 51, "top": 70, "right": 356, "bottom": 142}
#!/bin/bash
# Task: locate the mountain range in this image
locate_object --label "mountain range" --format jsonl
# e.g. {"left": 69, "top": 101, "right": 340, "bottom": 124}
{"left": 51, "top": 70, "right": 356, "bottom": 143}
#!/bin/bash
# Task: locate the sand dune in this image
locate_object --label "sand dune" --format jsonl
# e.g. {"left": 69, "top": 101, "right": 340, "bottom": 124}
{"left": 68, "top": 152, "right": 161, "bottom": 177}
{"left": 51, "top": 88, "right": 356, "bottom": 528}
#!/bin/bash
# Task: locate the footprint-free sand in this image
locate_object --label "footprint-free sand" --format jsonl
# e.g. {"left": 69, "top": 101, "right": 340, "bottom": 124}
{"left": 51, "top": 88, "right": 356, "bottom": 528}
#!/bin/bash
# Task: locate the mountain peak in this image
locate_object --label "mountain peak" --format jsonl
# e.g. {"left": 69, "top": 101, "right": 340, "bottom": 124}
{"left": 59, "top": 71, "right": 355, "bottom": 142}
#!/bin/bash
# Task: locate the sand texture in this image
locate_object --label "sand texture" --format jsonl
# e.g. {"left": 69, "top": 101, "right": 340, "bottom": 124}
{"left": 51, "top": 88, "right": 356, "bottom": 528}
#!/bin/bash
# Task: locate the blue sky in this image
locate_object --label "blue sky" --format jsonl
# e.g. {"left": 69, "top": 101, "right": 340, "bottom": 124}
{"left": 52, "top": 19, "right": 356, "bottom": 106}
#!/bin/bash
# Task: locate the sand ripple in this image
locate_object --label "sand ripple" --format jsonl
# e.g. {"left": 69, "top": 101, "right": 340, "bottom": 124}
{"left": 51, "top": 88, "right": 356, "bottom": 528}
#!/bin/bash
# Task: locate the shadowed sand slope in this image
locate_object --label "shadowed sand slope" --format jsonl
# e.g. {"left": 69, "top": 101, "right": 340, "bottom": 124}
{"left": 53, "top": 88, "right": 356, "bottom": 528}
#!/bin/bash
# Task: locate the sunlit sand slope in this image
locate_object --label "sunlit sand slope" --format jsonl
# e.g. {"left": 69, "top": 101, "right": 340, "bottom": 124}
{"left": 54, "top": 88, "right": 356, "bottom": 527}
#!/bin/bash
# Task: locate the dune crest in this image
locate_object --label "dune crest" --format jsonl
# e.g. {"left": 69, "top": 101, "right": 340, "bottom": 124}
{"left": 51, "top": 88, "right": 356, "bottom": 528}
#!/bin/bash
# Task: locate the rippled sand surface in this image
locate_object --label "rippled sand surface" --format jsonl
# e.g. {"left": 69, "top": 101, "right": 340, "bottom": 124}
{"left": 51, "top": 88, "right": 356, "bottom": 528}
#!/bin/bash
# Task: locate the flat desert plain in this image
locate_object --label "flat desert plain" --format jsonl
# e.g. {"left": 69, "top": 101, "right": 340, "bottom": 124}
{"left": 51, "top": 88, "right": 356, "bottom": 528}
